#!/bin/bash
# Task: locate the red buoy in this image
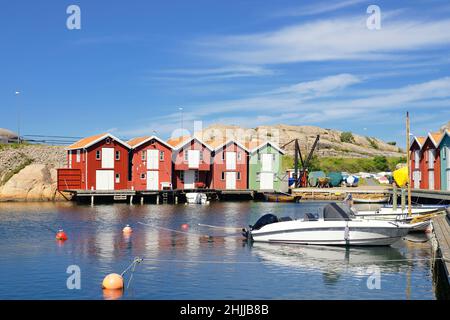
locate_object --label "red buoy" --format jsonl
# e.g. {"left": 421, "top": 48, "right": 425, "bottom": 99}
{"left": 181, "top": 223, "right": 189, "bottom": 231}
{"left": 55, "top": 229, "right": 68, "bottom": 241}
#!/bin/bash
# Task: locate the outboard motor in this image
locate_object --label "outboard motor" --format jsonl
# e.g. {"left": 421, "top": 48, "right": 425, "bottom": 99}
{"left": 252, "top": 214, "right": 279, "bottom": 230}
{"left": 243, "top": 214, "right": 279, "bottom": 240}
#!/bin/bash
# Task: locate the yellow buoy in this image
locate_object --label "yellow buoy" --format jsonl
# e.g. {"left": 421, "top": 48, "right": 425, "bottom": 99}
{"left": 102, "top": 273, "right": 124, "bottom": 290}
{"left": 393, "top": 166, "right": 408, "bottom": 187}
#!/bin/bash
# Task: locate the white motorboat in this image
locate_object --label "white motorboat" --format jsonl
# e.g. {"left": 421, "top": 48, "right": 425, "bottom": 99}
{"left": 243, "top": 203, "right": 424, "bottom": 246}
{"left": 185, "top": 192, "right": 208, "bottom": 204}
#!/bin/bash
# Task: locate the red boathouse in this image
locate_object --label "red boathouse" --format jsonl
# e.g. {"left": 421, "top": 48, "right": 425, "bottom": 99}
{"left": 127, "top": 136, "right": 173, "bottom": 191}
{"left": 167, "top": 136, "right": 213, "bottom": 189}
{"left": 59, "top": 133, "right": 131, "bottom": 191}
{"left": 419, "top": 132, "right": 442, "bottom": 190}
{"left": 207, "top": 139, "right": 249, "bottom": 190}
{"left": 409, "top": 136, "right": 425, "bottom": 189}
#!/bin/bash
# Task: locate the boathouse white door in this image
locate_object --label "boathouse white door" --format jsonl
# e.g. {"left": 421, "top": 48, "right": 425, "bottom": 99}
{"left": 428, "top": 170, "right": 434, "bottom": 190}
{"left": 147, "top": 150, "right": 159, "bottom": 170}
{"left": 147, "top": 171, "right": 159, "bottom": 190}
{"left": 447, "top": 170, "right": 450, "bottom": 191}
{"left": 96, "top": 170, "right": 114, "bottom": 190}
{"left": 261, "top": 154, "right": 273, "bottom": 172}
{"left": 188, "top": 150, "right": 200, "bottom": 169}
{"left": 226, "top": 152, "right": 236, "bottom": 170}
{"left": 226, "top": 172, "right": 236, "bottom": 189}
{"left": 184, "top": 170, "right": 196, "bottom": 189}
{"left": 101, "top": 148, "right": 114, "bottom": 169}
{"left": 413, "top": 171, "right": 421, "bottom": 189}
{"left": 260, "top": 172, "right": 274, "bottom": 190}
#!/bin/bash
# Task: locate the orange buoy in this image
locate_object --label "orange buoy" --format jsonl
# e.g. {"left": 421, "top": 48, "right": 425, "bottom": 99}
{"left": 55, "top": 229, "right": 68, "bottom": 241}
{"left": 103, "top": 288, "right": 123, "bottom": 300}
{"left": 122, "top": 224, "right": 133, "bottom": 234}
{"left": 181, "top": 223, "right": 189, "bottom": 231}
{"left": 102, "top": 273, "right": 124, "bottom": 290}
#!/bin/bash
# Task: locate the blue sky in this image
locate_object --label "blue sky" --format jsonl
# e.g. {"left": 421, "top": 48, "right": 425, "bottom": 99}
{"left": 1, "top": 0, "right": 449, "bottom": 145}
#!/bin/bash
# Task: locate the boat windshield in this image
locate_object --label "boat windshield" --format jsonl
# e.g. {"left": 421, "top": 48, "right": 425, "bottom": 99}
{"left": 323, "top": 203, "right": 352, "bottom": 221}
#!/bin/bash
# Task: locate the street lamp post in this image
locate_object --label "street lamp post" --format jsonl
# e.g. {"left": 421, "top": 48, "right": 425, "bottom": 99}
{"left": 15, "top": 91, "right": 20, "bottom": 144}
{"left": 179, "top": 107, "right": 183, "bottom": 132}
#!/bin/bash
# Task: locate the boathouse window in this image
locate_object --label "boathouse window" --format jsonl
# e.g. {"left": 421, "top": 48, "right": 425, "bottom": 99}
{"left": 200, "top": 151, "right": 203, "bottom": 162}
{"left": 142, "top": 151, "right": 146, "bottom": 161}
{"left": 221, "top": 172, "right": 225, "bottom": 180}
{"left": 184, "top": 150, "right": 189, "bottom": 161}
{"left": 273, "top": 154, "right": 276, "bottom": 161}
{"left": 115, "top": 173, "right": 120, "bottom": 183}
{"left": 96, "top": 150, "right": 101, "bottom": 160}
{"left": 179, "top": 171, "right": 184, "bottom": 182}
{"left": 414, "top": 150, "right": 420, "bottom": 169}
{"left": 428, "top": 150, "right": 435, "bottom": 169}
{"left": 115, "top": 150, "right": 120, "bottom": 161}
{"left": 76, "top": 150, "right": 81, "bottom": 163}
{"left": 237, "top": 172, "right": 241, "bottom": 180}
{"left": 160, "top": 151, "right": 164, "bottom": 161}
{"left": 195, "top": 170, "right": 199, "bottom": 182}
{"left": 141, "top": 173, "right": 146, "bottom": 179}
{"left": 237, "top": 152, "right": 242, "bottom": 161}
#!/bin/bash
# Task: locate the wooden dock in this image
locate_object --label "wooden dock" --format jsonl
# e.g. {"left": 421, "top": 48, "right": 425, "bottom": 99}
{"left": 432, "top": 213, "right": 450, "bottom": 286}
{"left": 64, "top": 188, "right": 257, "bottom": 204}
{"left": 291, "top": 186, "right": 389, "bottom": 201}
{"left": 396, "top": 188, "right": 450, "bottom": 201}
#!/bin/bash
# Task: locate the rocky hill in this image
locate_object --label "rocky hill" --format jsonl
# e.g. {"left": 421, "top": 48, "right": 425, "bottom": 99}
{"left": 200, "top": 124, "right": 404, "bottom": 158}
{"left": 0, "top": 144, "right": 66, "bottom": 201}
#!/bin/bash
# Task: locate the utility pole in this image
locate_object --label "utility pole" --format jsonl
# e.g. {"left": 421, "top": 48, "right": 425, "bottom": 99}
{"left": 15, "top": 91, "right": 20, "bottom": 144}
{"left": 406, "top": 111, "right": 412, "bottom": 217}
{"left": 179, "top": 107, "right": 184, "bottom": 133}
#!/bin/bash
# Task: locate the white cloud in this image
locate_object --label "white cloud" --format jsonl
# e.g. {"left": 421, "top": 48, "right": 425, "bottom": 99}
{"left": 269, "top": 73, "right": 361, "bottom": 96}
{"left": 274, "top": 0, "right": 367, "bottom": 17}
{"left": 150, "top": 65, "right": 276, "bottom": 82}
{"left": 195, "top": 15, "right": 450, "bottom": 64}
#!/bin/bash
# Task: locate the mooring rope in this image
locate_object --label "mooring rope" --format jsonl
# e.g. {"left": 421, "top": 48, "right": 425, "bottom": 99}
{"left": 120, "top": 257, "right": 143, "bottom": 290}
{"left": 197, "top": 223, "right": 243, "bottom": 231}
{"left": 137, "top": 221, "right": 243, "bottom": 239}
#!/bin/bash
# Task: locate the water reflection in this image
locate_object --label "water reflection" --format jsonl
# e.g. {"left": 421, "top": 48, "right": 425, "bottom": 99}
{"left": 0, "top": 201, "right": 443, "bottom": 300}
{"left": 251, "top": 242, "right": 408, "bottom": 278}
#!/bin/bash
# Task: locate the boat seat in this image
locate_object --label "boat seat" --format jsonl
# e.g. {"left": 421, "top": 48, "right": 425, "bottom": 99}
{"left": 278, "top": 217, "right": 293, "bottom": 222}
{"left": 303, "top": 213, "right": 318, "bottom": 221}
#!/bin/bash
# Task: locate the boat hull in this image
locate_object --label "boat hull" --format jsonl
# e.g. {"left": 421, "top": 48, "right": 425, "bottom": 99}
{"left": 250, "top": 221, "right": 409, "bottom": 246}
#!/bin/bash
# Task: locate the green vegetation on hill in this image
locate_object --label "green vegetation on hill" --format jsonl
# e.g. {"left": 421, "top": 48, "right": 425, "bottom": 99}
{"left": 0, "top": 142, "right": 29, "bottom": 151}
{"left": 282, "top": 155, "right": 406, "bottom": 173}
{"left": 340, "top": 132, "right": 355, "bottom": 143}
{"left": 366, "top": 137, "right": 379, "bottom": 149}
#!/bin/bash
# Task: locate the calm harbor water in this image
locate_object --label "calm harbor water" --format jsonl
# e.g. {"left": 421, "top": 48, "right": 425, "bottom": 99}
{"left": 0, "top": 201, "right": 442, "bottom": 300}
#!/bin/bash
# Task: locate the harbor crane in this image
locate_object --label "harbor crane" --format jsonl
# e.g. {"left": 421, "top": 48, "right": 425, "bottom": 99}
{"left": 281, "top": 135, "right": 320, "bottom": 188}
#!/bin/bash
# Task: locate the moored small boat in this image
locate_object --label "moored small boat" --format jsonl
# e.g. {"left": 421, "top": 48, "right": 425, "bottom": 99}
{"left": 243, "top": 202, "right": 414, "bottom": 246}
{"left": 186, "top": 192, "right": 208, "bottom": 204}
{"left": 353, "top": 196, "right": 389, "bottom": 204}
{"left": 265, "top": 193, "right": 300, "bottom": 202}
